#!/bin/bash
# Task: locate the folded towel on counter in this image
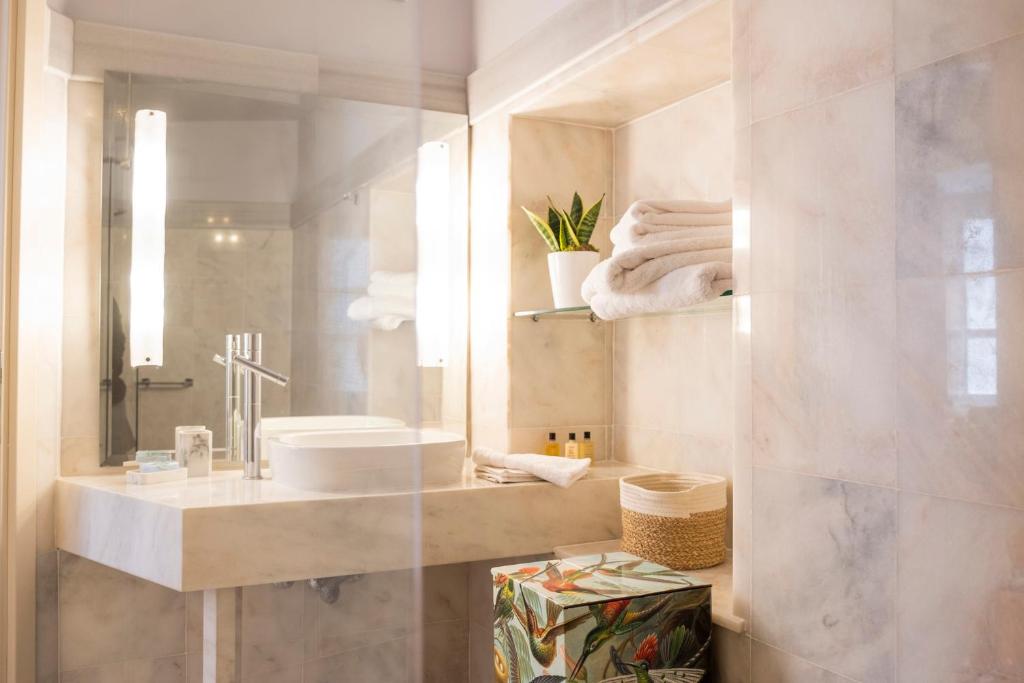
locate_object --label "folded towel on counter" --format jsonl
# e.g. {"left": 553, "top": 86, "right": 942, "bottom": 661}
{"left": 474, "top": 464, "right": 542, "bottom": 485}
{"left": 346, "top": 295, "right": 415, "bottom": 331}
{"left": 610, "top": 199, "right": 732, "bottom": 252}
{"left": 472, "top": 448, "right": 591, "bottom": 488}
{"left": 367, "top": 271, "right": 416, "bottom": 299}
{"left": 590, "top": 238, "right": 732, "bottom": 293}
{"left": 584, "top": 262, "right": 733, "bottom": 320}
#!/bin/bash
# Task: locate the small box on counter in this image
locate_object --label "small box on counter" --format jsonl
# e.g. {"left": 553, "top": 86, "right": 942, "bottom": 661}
{"left": 175, "top": 425, "right": 212, "bottom": 477}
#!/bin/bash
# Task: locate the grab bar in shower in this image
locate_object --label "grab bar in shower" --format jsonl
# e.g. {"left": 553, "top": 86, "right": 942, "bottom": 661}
{"left": 136, "top": 377, "right": 194, "bottom": 390}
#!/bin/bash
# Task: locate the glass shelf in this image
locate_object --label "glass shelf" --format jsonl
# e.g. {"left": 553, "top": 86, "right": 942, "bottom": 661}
{"left": 515, "top": 292, "right": 733, "bottom": 321}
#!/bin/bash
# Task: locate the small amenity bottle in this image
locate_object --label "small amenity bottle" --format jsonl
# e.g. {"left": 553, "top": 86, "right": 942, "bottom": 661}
{"left": 564, "top": 432, "right": 580, "bottom": 459}
{"left": 580, "top": 431, "right": 595, "bottom": 459}
{"left": 544, "top": 432, "right": 561, "bottom": 456}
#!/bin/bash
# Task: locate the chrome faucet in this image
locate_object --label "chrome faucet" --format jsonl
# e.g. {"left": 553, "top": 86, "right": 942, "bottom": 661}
{"left": 213, "top": 332, "right": 289, "bottom": 480}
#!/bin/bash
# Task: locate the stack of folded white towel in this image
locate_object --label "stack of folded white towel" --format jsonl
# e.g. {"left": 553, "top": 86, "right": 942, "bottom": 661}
{"left": 472, "top": 448, "right": 591, "bottom": 488}
{"left": 347, "top": 271, "right": 416, "bottom": 330}
{"left": 581, "top": 199, "right": 733, "bottom": 320}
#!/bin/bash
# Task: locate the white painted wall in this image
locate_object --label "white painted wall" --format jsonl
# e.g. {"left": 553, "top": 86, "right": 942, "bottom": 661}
{"left": 49, "top": 0, "right": 474, "bottom": 75}
{"left": 470, "top": 0, "right": 575, "bottom": 66}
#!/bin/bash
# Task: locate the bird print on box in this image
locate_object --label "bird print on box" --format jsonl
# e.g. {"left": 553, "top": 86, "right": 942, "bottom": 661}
{"left": 491, "top": 553, "right": 712, "bottom": 683}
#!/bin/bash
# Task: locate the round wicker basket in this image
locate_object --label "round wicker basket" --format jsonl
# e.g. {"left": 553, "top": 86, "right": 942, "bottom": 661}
{"left": 619, "top": 473, "right": 727, "bottom": 570}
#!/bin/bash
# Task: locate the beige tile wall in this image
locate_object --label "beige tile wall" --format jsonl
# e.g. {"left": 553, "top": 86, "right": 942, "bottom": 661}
{"left": 507, "top": 117, "right": 614, "bottom": 456}
{"left": 609, "top": 83, "right": 735, "bottom": 514}
{"left": 728, "top": 1, "right": 1024, "bottom": 681}
{"left": 55, "top": 553, "right": 470, "bottom": 682}
{"left": 468, "top": 114, "right": 512, "bottom": 452}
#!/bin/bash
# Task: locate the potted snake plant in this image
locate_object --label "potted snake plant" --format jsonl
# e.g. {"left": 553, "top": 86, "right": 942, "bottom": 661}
{"left": 522, "top": 192, "right": 604, "bottom": 308}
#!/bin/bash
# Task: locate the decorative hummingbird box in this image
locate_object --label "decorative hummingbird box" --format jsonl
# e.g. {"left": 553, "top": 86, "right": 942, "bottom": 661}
{"left": 491, "top": 552, "right": 712, "bottom": 683}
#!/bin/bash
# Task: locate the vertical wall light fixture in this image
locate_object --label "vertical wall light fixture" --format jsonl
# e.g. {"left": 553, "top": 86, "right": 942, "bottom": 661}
{"left": 129, "top": 109, "right": 167, "bottom": 367}
{"left": 415, "top": 140, "right": 451, "bottom": 368}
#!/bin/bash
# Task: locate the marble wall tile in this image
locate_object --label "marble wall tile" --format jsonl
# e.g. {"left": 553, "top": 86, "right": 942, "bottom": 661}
{"left": 612, "top": 81, "right": 734, "bottom": 217}
{"left": 751, "top": 78, "right": 895, "bottom": 294}
{"left": 896, "top": 271, "right": 1024, "bottom": 509}
{"left": 613, "top": 313, "right": 732, "bottom": 438}
{"left": 469, "top": 114, "right": 511, "bottom": 446}
{"left": 895, "top": 0, "right": 1024, "bottom": 73}
{"left": 613, "top": 99, "right": 684, "bottom": 213}
{"left": 37, "top": 552, "right": 59, "bottom": 683}
{"left": 751, "top": 285, "right": 897, "bottom": 487}
{"left": 749, "top": 641, "right": 852, "bottom": 683}
{"left": 123, "top": 656, "right": 188, "bottom": 683}
{"left": 468, "top": 622, "right": 494, "bottom": 683}
{"left": 612, "top": 428, "right": 733, "bottom": 480}
{"left": 749, "top": 0, "right": 893, "bottom": 121}
{"left": 315, "top": 570, "right": 419, "bottom": 659}
{"left": 303, "top": 637, "right": 411, "bottom": 683}
{"left": 898, "top": 492, "right": 1024, "bottom": 682}
{"left": 731, "top": 295, "right": 753, "bottom": 620}
{"left": 751, "top": 468, "right": 896, "bottom": 682}
{"left": 422, "top": 619, "right": 470, "bottom": 682}
{"left": 59, "top": 553, "right": 187, "bottom": 672}
{"left": 732, "top": 0, "right": 752, "bottom": 132}
{"left": 732, "top": 126, "right": 751, "bottom": 297}
{"left": 895, "top": 35, "right": 1024, "bottom": 280}
{"left": 185, "top": 592, "right": 203, "bottom": 683}
{"left": 509, "top": 317, "right": 609, "bottom": 429}
{"left": 239, "top": 582, "right": 304, "bottom": 680}
{"left": 712, "top": 627, "right": 751, "bottom": 683}
{"left": 509, "top": 117, "right": 612, "bottom": 311}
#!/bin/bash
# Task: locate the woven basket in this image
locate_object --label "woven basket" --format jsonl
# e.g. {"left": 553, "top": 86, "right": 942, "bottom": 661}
{"left": 620, "top": 473, "right": 727, "bottom": 570}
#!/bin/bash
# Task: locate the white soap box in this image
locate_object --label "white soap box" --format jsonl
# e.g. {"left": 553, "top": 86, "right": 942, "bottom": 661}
{"left": 126, "top": 467, "right": 188, "bottom": 485}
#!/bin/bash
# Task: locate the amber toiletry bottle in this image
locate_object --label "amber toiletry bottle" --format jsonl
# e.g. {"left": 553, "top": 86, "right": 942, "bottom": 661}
{"left": 544, "top": 432, "right": 561, "bottom": 456}
{"left": 564, "top": 432, "right": 580, "bottom": 459}
{"left": 580, "top": 431, "right": 595, "bottom": 459}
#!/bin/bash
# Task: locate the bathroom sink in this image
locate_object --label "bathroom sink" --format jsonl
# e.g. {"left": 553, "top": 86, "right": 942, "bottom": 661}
{"left": 267, "top": 428, "right": 466, "bottom": 493}
{"left": 258, "top": 414, "right": 406, "bottom": 454}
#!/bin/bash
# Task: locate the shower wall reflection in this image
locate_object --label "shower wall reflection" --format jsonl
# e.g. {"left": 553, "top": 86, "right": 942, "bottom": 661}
{"left": 99, "top": 72, "right": 468, "bottom": 465}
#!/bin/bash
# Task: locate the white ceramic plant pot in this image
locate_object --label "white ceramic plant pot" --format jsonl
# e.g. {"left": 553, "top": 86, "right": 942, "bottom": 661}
{"left": 547, "top": 250, "right": 600, "bottom": 308}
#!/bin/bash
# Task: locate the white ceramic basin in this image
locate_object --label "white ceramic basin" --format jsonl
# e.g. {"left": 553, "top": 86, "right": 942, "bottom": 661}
{"left": 258, "top": 415, "right": 405, "bottom": 454}
{"left": 267, "top": 428, "right": 466, "bottom": 493}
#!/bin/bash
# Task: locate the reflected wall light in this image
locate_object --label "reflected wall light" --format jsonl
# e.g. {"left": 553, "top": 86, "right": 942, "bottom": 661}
{"left": 129, "top": 109, "right": 167, "bottom": 367}
{"left": 415, "top": 140, "right": 451, "bottom": 368}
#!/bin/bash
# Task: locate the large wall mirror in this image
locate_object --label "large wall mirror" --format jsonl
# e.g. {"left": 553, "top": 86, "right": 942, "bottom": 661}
{"left": 98, "top": 71, "right": 468, "bottom": 466}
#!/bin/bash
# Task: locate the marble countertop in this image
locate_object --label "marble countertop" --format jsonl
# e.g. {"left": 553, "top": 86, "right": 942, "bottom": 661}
{"left": 57, "top": 462, "right": 650, "bottom": 592}
{"left": 553, "top": 539, "right": 745, "bottom": 633}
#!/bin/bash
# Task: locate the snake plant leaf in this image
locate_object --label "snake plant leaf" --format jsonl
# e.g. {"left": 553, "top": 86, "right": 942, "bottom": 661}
{"left": 522, "top": 207, "right": 559, "bottom": 252}
{"left": 575, "top": 194, "right": 604, "bottom": 245}
{"left": 557, "top": 208, "right": 581, "bottom": 248}
{"left": 548, "top": 206, "right": 560, "bottom": 240}
{"left": 570, "top": 192, "right": 583, "bottom": 228}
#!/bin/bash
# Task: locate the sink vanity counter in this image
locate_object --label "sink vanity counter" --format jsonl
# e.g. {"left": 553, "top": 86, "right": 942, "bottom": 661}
{"left": 56, "top": 462, "right": 653, "bottom": 592}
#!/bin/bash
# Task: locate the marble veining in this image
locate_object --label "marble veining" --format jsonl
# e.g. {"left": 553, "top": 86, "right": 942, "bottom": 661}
{"left": 751, "top": 467, "right": 897, "bottom": 682}
{"left": 898, "top": 492, "right": 1024, "bottom": 681}
{"left": 749, "top": 0, "right": 893, "bottom": 121}
{"left": 895, "top": 34, "right": 1024, "bottom": 280}
{"left": 56, "top": 463, "right": 648, "bottom": 591}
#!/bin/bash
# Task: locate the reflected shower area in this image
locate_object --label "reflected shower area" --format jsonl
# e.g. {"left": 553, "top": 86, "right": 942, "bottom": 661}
{"left": 98, "top": 72, "right": 468, "bottom": 466}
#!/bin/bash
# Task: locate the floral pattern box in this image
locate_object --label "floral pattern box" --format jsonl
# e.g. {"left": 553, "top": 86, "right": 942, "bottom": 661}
{"left": 492, "top": 552, "right": 712, "bottom": 683}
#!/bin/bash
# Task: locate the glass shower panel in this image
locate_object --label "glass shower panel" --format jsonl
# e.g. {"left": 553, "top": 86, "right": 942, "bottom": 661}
{"left": 78, "top": 0, "right": 463, "bottom": 679}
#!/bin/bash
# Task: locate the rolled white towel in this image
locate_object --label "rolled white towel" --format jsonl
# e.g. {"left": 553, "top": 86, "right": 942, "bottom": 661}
{"left": 610, "top": 199, "right": 732, "bottom": 250}
{"left": 370, "top": 270, "right": 416, "bottom": 286}
{"left": 590, "top": 237, "right": 732, "bottom": 293}
{"left": 368, "top": 271, "right": 416, "bottom": 299}
{"left": 472, "top": 448, "right": 591, "bottom": 488}
{"left": 583, "top": 261, "right": 732, "bottom": 320}
{"left": 346, "top": 295, "right": 415, "bottom": 330}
